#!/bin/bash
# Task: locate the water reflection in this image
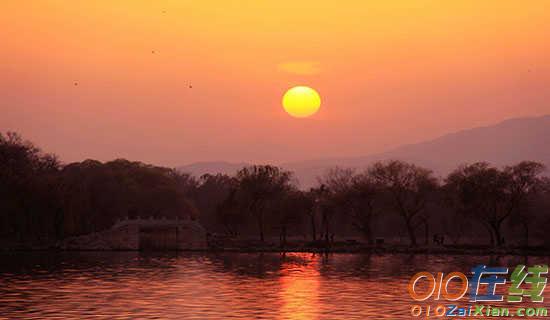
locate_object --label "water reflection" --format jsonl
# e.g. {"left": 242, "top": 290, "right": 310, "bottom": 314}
{"left": 0, "top": 253, "right": 548, "bottom": 319}
{"left": 279, "top": 253, "right": 320, "bottom": 320}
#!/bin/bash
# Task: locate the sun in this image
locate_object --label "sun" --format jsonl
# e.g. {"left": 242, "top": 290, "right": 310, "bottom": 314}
{"left": 282, "top": 86, "right": 321, "bottom": 118}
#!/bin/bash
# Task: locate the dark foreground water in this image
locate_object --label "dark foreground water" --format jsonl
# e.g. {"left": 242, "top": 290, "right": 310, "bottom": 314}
{"left": 1, "top": 252, "right": 549, "bottom": 319}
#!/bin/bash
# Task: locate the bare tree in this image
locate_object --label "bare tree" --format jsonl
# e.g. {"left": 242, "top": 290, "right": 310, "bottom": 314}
{"left": 275, "top": 190, "right": 308, "bottom": 246}
{"left": 216, "top": 188, "right": 245, "bottom": 237}
{"left": 319, "top": 167, "right": 381, "bottom": 244}
{"left": 317, "top": 168, "right": 354, "bottom": 244}
{"left": 369, "top": 161, "right": 438, "bottom": 247}
{"left": 347, "top": 172, "right": 381, "bottom": 244}
{"left": 235, "top": 165, "right": 294, "bottom": 242}
{"left": 503, "top": 161, "right": 546, "bottom": 246}
{"left": 304, "top": 189, "right": 318, "bottom": 241}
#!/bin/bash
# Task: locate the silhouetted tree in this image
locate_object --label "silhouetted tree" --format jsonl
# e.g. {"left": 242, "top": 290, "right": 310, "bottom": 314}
{"left": 235, "top": 165, "right": 294, "bottom": 242}
{"left": 4, "top": 131, "right": 550, "bottom": 251}
{"left": 445, "top": 162, "right": 546, "bottom": 247}
{"left": 304, "top": 189, "right": 318, "bottom": 241}
{"left": 58, "top": 159, "right": 198, "bottom": 236}
{"left": 347, "top": 172, "right": 382, "bottom": 244}
{"left": 0, "top": 132, "right": 61, "bottom": 243}
{"left": 503, "top": 161, "right": 546, "bottom": 246}
{"left": 369, "top": 161, "right": 438, "bottom": 247}
{"left": 275, "top": 190, "right": 308, "bottom": 246}
{"left": 319, "top": 167, "right": 382, "bottom": 244}
{"left": 216, "top": 188, "right": 245, "bottom": 236}
{"left": 445, "top": 162, "right": 509, "bottom": 247}
{"left": 195, "top": 173, "right": 236, "bottom": 232}
{"left": 317, "top": 168, "right": 353, "bottom": 243}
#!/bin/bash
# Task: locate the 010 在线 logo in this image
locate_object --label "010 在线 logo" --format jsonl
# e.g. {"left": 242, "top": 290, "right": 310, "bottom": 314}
{"left": 407, "top": 265, "right": 548, "bottom": 317}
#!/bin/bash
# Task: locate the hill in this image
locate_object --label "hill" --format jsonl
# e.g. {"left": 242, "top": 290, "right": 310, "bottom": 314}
{"left": 180, "top": 115, "right": 550, "bottom": 188}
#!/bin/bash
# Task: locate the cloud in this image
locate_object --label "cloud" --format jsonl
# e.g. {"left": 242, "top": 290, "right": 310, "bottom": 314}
{"left": 278, "top": 61, "right": 321, "bottom": 75}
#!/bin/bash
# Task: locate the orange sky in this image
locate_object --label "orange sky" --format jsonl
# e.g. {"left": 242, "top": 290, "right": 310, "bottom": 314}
{"left": 1, "top": 1, "right": 550, "bottom": 166}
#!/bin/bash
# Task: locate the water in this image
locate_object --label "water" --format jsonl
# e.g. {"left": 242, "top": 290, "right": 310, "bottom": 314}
{"left": 1, "top": 252, "right": 549, "bottom": 319}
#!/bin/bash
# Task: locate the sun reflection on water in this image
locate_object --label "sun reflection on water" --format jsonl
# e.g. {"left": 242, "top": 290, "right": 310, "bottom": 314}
{"left": 279, "top": 253, "right": 321, "bottom": 320}
{"left": 1, "top": 253, "right": 549, "bottom": 319}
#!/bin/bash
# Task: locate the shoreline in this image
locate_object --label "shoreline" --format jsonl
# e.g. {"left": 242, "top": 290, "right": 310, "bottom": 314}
{"left": 3, "top": 245, "right": 550, "bottom": 256}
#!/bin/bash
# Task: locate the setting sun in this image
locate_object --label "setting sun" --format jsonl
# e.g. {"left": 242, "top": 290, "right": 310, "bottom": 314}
{"left": 282, "top": 86, "right": 321, "bottom": 118}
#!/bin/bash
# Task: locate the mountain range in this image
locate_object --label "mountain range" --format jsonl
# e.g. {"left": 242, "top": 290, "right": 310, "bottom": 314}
{"left": 178, "top": 115, "right": 550, "bottom": 189}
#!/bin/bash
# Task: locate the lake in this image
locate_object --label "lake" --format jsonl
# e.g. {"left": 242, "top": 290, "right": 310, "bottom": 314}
{"left": 1, "top": 252, "right": 549, "bottom": 319}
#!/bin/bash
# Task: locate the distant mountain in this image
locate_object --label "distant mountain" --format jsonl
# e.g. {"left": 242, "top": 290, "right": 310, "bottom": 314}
{"left": 178, "top": 161, "right": 249, "bottom": 177}
{"left": 285, "top": 115, "right": 550, "bottom": 188}
{"left": 179, "top": 115, "right": 550, "bottom": 188}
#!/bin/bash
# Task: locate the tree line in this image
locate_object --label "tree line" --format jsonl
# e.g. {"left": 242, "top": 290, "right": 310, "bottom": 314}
{"left": 1, "top": 132, "right": 549, "bottom": 248}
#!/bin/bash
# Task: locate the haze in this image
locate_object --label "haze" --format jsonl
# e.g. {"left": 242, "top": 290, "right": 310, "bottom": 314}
{"left": 1, "top": 1, "right": 550, "bottom": 166}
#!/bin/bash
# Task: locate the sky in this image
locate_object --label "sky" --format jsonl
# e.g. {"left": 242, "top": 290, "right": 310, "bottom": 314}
{"left": 1, "top": 1, "right": 550, "bottom": 166}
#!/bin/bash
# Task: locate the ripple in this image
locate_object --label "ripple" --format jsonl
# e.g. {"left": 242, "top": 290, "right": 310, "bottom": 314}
{"left": 0, "top": 252, "right": 549, "bottom": 319}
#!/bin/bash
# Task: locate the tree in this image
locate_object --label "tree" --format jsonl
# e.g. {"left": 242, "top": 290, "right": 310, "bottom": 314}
{"left": 346, "top": 172, "right": 381, "bottom": 244}
{"left": 316, "top": 168, "right": 354, "bottom": 244}
{"left": 170, "top": 171, "right": 199, "bottom": 200}
{"left": 318, "top": 167, "right": 382, "bottom": 244}
{"left": 59, "top": 159, "right": 199, "bottom": 236}
{"left": 445, "top": 162, "right": 545, "bottom": 247}
{"left": 0, "top": 132, "right": 61, "bottom": 242}
{"left": 304, "top": 189, "right": 318, "bottom": 241}
{"left": 195, "top": 173, "right": 236, "bottom": 232}
{"left": 216, "top": 188, "right": 246, "bottom": 236}
{"left": 503, "top": 161, "right": 546, "bottom": 246}
{"left": 445, "top": 162, "right": 509, "bottom": 247}
{"left": 275, "top": 190, "right": 308, "bottom": 247}
{"left": 235, "top": 165, "right": 294, "bottom": 242}
{"left": 369, "top": 161, "right": 438, "bottom": 247}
